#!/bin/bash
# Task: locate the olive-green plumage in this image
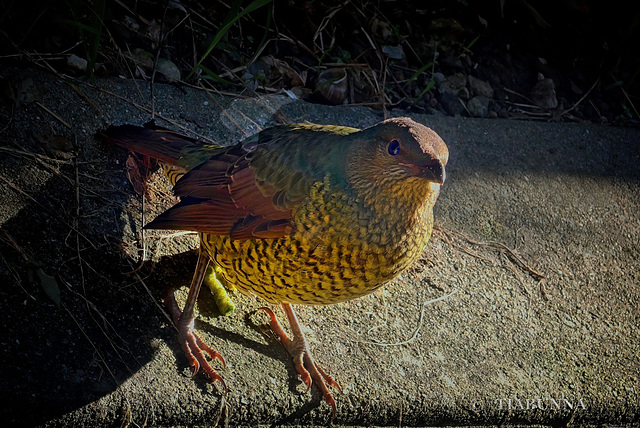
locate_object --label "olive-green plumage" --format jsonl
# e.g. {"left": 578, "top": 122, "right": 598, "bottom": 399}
{"left": 104, "top": 118, "right": 448, "bottom": 305}
{"left": 102, "top": 117, "right": 448, "bottom": 417}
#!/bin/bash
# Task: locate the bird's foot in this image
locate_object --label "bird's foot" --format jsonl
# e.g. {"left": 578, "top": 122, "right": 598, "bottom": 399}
{"left": 165, "top": 289, "right": 227, "bottom": 391}
{"left": 259, "top": 305, "right": 342, "bottom": 420}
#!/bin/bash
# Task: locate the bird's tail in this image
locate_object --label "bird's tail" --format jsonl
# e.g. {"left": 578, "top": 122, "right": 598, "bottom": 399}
{"left": 100, "top": 122, "right": 223, "bottom": 170}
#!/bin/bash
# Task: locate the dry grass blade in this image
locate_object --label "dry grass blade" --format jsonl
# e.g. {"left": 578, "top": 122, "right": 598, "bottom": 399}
{"left": 36, "top": 101, "right": 72, "bottom": 129}
{"left": 355, "top": 289, "right": 458, "bottom": 347}
{"left": 313, "top": 5, "right": 343, "bottom": 52}
{"left": 560, "top": 79, "right": 599, "bottom": 118}
{"left": 62, "top": 302, "right": 120, "bottom": 384}
{"left": 434, "top": 225, "right": 546, "bottom": 298}
{"left": 128, "top": 259, "right": 175, "bottom": 328}
{"left": 0, "top": 227, "right": 38, "bottom": 300}
{"left": 620, "top": 86, "right": 639, "bottom": 120}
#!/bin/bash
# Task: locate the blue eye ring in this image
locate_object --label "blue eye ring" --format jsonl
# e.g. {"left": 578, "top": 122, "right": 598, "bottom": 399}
{"left": 388, "top": 139, "right": 400, "bottom": 155}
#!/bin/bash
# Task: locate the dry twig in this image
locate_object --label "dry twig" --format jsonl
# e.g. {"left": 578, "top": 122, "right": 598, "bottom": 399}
{"left": 355, "top": 289, "right": 458, "bottom": 347}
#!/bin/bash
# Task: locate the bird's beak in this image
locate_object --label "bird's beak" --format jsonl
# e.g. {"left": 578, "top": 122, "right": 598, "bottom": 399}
{"left": 422, "top": 159, "right": 446, "bottom": 184}
{"left": 401, "top": 159, "right": 446, "bottom": 184}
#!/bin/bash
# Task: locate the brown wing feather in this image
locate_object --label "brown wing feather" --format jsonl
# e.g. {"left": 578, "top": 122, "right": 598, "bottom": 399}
{"left": 143, "top": 124, "right": 348, "bottom": 240}
{"left": 146, "top": 144, "right": 295, "bottom": 240}
{"left": 146, "top": 199, "right": 241, "bottom": 234}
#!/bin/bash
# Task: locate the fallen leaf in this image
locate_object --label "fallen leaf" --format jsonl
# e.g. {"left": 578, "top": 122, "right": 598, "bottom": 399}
{"left": 28, "top": 266, "right": 61, "bottom": 306}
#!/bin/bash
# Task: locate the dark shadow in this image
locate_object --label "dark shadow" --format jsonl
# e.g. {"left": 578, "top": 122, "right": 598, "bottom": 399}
{"left": 1, "top": 186, "right": 151, "bottom": 425}
{"left": 272, "top": 399, "right": 325, "bottom": 427}
{"left": 0, "top": 131, "right": 295, "bottom": 425}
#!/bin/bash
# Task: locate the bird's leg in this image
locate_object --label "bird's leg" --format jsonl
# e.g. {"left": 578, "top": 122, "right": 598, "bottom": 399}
{"left": 164, "top": 244, "right": 226, "bottom": 390}
{"left": 260, "top": 303, "right": 342, "bottom": 419}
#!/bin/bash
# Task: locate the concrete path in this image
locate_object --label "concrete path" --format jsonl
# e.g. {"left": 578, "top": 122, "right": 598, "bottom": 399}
{"left": 0, "top": 66, "right": 638, "bottom": 426}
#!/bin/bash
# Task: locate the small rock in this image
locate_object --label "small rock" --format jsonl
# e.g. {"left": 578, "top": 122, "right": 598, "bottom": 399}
{"left": 531, "top": 78, "right": 558, "bottom": 109}
{"left": 156, "top": 58, "right": 181, "bottom": 82}
{"left": 131, "top": 48, "right": 154, "bottom": 69}
{"left": 122, "top": 15, "right": 139, "bottom": 31}
{"left": 381, "top": 45, "right": 405, "bottom": 60}
{"left": 440, "top": 54, "right": 464, "bottom": 71}
{"left": 439, "top": 92, "right": 465, "bottom": 116}
{"left": 315, "top": 68, "right": 348, "bottom": 105}
{"left": 468, "top": 75, "right": 494, "bottom": 99}
{"left": 459, "top": 86, "right": 470, "bottom": 100}
{"left": 168, "top": 0, "right": 187, "bottom": 13}
{"left": 461, "top": 54, "right": 474, "bottom": 68}
{"left": 467, "top": 96, "right": 490, "bottom": 118}
{"left": 67, "top": 54, "right": 88, "bottom": 72}
{"left": 438, "top": 73, "right": 467, "bottom": 96}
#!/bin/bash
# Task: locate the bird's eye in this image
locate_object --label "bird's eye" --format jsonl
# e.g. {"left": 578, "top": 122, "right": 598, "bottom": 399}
{"left": 388, "top": 139, "right": 400, "bottom": 155}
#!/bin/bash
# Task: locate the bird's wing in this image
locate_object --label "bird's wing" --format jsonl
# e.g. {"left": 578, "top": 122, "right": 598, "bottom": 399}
{"left": 146, "top": 125, "right": 344, "bottom": 240}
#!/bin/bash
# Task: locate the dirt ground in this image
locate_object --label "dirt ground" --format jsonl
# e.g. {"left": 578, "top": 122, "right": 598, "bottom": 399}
{"left": 0, "top": 65, "right": 639, "bottom": 427}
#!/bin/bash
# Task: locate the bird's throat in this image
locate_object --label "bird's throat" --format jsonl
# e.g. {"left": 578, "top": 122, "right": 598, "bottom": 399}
{"left": 360, "top": 178, "right": 439, "bottom": 223}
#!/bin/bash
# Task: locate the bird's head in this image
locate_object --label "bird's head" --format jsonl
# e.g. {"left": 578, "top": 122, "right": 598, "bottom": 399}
{"left": 346, "top": 117, "right": 448, "bottom": 207}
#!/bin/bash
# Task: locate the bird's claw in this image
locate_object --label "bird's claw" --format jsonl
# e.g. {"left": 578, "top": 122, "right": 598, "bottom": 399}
{"left": 166, "top": 289, "right": 227, "bottom": 392}
{"left": 258, "top": 306, "right": 341, "bottom": 420}
{"left": 182, "top": 327, "right": 227, "bottom": 389}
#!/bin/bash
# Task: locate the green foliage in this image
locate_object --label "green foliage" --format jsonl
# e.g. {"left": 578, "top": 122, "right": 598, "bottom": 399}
{"left": 406, "top": 62, "right": 436, "bottom": 98}
{"left": 188, "top": 0, "right": 272, "bottom": 80}
{"left": 330, "top": 49, "right": 351, "bottom": 64}
{"left": 465, "top": 34, "right": 480, "bottom": 51}
{"left": 418, "top": 78, "right": 436, "bottom": 98}
{"left": 407, "top": 62, "right": 435, "bottom": 85}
